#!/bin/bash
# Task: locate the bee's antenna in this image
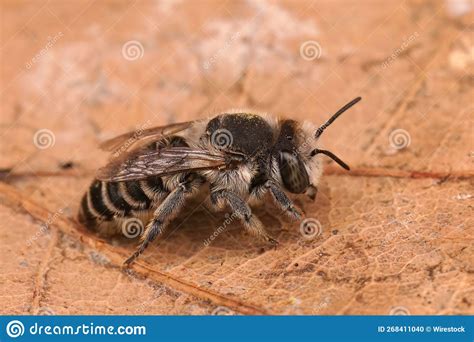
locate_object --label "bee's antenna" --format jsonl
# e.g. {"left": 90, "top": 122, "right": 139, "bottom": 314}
{"left": 315, "top": 97, "right": 362, "bottom": 138}
{"left": 310, "top": 148, "right": 350, "bottom": 170}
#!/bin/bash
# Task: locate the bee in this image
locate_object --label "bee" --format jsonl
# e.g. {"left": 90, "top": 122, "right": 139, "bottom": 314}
{"left": 78, "top": 97, "right": 361, "bottom": 265}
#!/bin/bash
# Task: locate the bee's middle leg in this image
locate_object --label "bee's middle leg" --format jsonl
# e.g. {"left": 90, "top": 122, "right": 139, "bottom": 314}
{"left": 210, "top": 190, "right": 278, "bottom": 245}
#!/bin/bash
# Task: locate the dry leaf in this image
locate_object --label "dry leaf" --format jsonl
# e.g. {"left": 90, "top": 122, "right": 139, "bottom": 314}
{"left": 1, "top": 0, "right": 472, "bottom": 315}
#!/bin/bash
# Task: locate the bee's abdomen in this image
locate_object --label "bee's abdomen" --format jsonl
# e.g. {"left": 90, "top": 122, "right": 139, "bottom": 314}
{"left": 78, "top": 176, "right": 167, "bottom": 232}
{"left": 106, "top": 181, "right": 133, "bottom": 214}
{"left": 122, "top": 181, "right": 152, "bottom": 209}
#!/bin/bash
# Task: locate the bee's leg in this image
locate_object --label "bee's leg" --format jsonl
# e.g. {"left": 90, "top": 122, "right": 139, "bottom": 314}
{"left": 306, "top": 185, "right": 318, "bottom": 201}
{"left": 124, "top": 177, "right": 199, "bottom": 265}
{"left": 210, "top": 190, "right": 278, "bottom": 245}
{"left": 265, "top": 181, "right": 302, "bottom": 220}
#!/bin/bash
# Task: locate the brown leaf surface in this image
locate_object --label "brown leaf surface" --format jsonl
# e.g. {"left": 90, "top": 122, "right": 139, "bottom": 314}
{"left": 1, "top": 0, "right": 473, "bottom": 315}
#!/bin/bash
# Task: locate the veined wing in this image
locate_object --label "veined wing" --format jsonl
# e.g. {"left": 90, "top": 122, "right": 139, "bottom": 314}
{"left": 96, "top": 147, "right": 234, "bottom": 182}
{"left": 99, "top": 121, "right": 194, "bottom": 153}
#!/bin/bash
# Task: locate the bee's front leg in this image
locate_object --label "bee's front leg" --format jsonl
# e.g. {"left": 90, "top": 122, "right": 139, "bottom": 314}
{"left": 264, "top": 181, "right": 302, "bottom": 220}
{"left": 210, "top": 190, "right": 278, "bottom": 245}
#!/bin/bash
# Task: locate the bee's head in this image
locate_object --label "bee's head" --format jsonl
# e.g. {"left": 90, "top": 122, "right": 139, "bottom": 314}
{"left": 272, "top": 97, "right": 361, "bottom": 195}
{"left": 272, "top": 120, "right": 310, "bottom": 194}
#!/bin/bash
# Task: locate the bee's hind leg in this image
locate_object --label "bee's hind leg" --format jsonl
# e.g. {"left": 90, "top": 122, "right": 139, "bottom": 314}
{"left": 210, "top": 190, "right": 278, "bottom": 245}
{"left": 124, "top": 176, "right": 201, "bottom": 265}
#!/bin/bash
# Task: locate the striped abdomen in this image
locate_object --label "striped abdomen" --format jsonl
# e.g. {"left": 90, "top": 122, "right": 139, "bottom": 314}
{"left": 78, "top": 176, "right": 167, "bottom": 233}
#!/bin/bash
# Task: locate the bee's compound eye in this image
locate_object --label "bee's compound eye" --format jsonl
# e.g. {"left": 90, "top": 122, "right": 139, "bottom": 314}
{"left": 278, "top": 152, "right": 310, "bottom": 194}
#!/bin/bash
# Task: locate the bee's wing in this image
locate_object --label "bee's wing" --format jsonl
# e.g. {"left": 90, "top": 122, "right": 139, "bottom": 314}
{"left": 99, "top": 121, "right": 194, "bottom": 153}
{"left": 96, "top": 147, "right": 234, "bottom": 182}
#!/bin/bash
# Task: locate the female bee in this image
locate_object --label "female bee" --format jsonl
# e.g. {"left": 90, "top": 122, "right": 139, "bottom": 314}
{"left": 78, "top": 97, "right": 361, "bottom": 265}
